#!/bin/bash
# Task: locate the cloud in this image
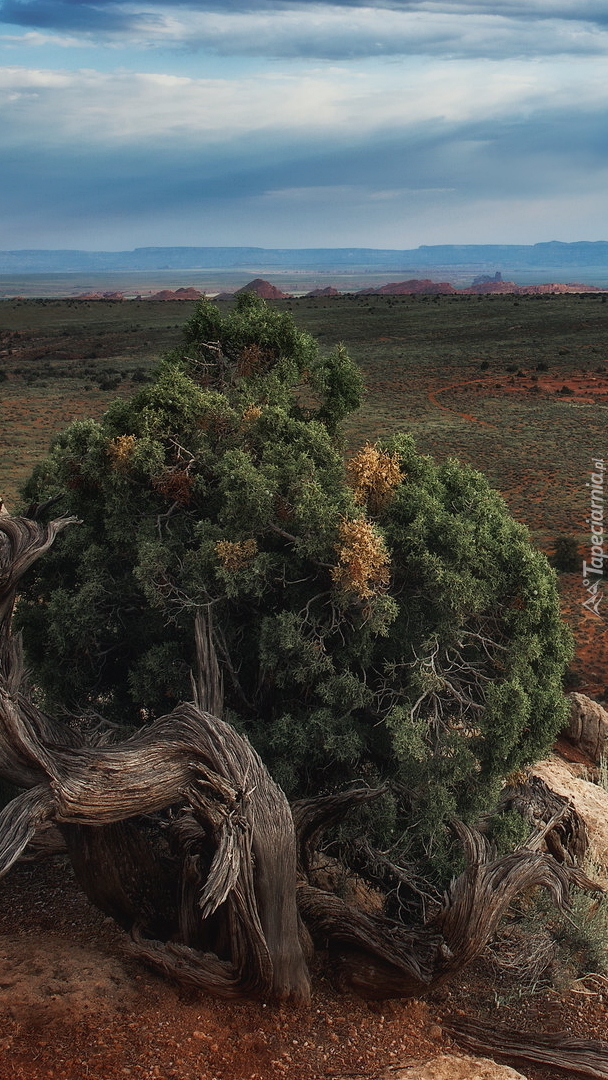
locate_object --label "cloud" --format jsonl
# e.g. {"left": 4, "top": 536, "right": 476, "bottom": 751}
{"left": 2, "top": 56, "right": 608, "bottom": 152}
{"left": 2, "top": 2, "right": 608, "bottom": 249}
{"left": 143, "top": 8, "right": 608, "bottom": 61}
{"left": 2, "top": 81, "right": 608, "bottom": 251}
{"left": 0, "top": 0, "right": 134, "bottom": 33}
{"left": 0, "top": 28, "right": 87, "bottom": 45}
{"left": 2, "top": 1, "right": 608, "bottom": 60}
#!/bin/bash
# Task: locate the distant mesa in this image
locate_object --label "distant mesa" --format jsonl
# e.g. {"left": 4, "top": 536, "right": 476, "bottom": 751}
{"left": 358, "top": 279, "right": 456, "bottom": 295}
{"left": 461, "top": 280, "right": 605, "bottom": 295}
{"left": 149, "top": 287, "right": 203, "bottom": 301}
{"left": 522, "top": 281, "right": 605, "bottom": 294}
{"left": 461, "top": 280, "right": 519, "bottom": 294}
{"left": 305, "top": 286, "right": 341, "bottom": 297}
{"left": 472, "top": 272, "right": 502, "bottom": 284}
{"left": 236, "top": 278, "right": 290, "bottom": 299}
{"left": 69, "top": 274, "right": 608, "bottom": 305}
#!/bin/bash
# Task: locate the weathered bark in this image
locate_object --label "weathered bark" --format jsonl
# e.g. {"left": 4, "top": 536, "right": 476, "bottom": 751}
{"left": 499, "top": 771, "right": 589, "bottom": 865}
{"left": 0, "top": 696, "right": 310, "bottom": 1001}
{"left": 0, "top": 515, "right": 309, "bottom": 1002}
{"left": 0, "top": 513, "right": 601, "bottom": 1006}
{"left": 294, "top": 817, "right": 599, "bottom": 999}
{"left": 447, "top": 1018, "right": 608, "bottom": 1079}
{"left": 291, "top": 786, "right": 386, "bottom": 874}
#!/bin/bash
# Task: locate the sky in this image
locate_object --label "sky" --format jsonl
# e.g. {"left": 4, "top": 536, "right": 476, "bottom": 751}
{"left": 1, "top": 0, "right": 608, "bottom": 250}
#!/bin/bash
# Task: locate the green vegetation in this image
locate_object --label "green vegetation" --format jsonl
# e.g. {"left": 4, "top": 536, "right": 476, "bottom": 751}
{"left": 17, "top": 294, "right": 573, "bottom": 881}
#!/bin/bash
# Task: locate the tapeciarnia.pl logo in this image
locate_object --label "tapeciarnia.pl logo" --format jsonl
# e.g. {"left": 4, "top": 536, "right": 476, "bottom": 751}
{"left": 582, "top": 458, "right": 605, "bottom": 617}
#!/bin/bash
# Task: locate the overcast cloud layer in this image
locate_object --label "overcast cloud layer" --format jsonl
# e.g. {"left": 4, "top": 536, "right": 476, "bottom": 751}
{"left": 1, "top": 0, "right": 607, "bottom": 249}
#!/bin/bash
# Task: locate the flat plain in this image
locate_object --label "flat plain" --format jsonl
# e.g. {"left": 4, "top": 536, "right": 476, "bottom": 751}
{"left": 2, "top": 290, "right": 607, "bottom": 690}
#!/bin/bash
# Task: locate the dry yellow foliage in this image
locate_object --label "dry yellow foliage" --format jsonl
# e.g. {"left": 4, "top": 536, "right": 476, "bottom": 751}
{"left": 241, "top": 405, "right": 263, "bottom": 424}
{"left": 215, "top": 538, "right": 258, "bottom": 572}
{"left": 107, "top": 434, "right": 137, "bottom": 471}
{"left": 332, "top": 517, "right": 390, "bottom": 601}
{"left": 346, "top": 443, "right": 402, "bottom": 514}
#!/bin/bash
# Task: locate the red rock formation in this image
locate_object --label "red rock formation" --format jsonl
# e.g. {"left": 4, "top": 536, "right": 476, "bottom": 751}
{"left": 236, "top": 279, "right": 290, "bottom": 299}
{"left": 305, "top": 286, "right": 341, "bottom": 297}
{"left": 149, "top": 287, "right": 203, "bottom": 301}
{"left": 461, "top": 281, "right": 606, "bottom": 295}
{"left": 359, "top": 279, "right": 456, "bottom": 295}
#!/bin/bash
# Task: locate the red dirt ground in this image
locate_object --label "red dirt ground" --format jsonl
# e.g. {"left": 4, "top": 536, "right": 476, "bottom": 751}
{"left": 428, "top": 371, "right": 608, "bottom": 427}
{"left": 1, "top": 855, "right": 608, "bottom": 1080}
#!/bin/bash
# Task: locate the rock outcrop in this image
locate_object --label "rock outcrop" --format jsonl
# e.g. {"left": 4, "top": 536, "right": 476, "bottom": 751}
{"left": 386, "top": 1055, "right": 526, "bottom": 1080}
{"left": 531, "top": 753, "right": 608, "bottom": 872}
{"left": 461, "top": 281, "right": 605, "bottom": 295}
{"left": 359, "top": 279, "right": 456, "bottom": 295}
{"left": 564, "top": 692, "right": 608, "bottom": 763}
{"left": 149, "top": 287, "right": 203, "bottom": 301}
{"left": 236, "top": 278, "right": 289, "bottom": 299}
{"left": 76, "top": 291, "right": 124, "bottom": 300}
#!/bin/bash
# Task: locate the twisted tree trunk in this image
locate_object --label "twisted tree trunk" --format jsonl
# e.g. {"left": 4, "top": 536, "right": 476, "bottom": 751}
{"left": 0, "top": 513, "right": 600, "bottom": 1004}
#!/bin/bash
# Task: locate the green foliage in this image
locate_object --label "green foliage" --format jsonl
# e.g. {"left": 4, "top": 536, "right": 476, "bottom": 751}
{"left": 18, "top": 294, "right": 573, "bottom": 880}
{"left": 486, "top": 808, "right": 531, "bottom": 857}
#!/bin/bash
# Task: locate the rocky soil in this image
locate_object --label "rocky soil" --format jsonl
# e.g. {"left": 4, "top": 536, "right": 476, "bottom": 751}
{"left": 1, "top": 843, "right": 608, "bottom": 1080}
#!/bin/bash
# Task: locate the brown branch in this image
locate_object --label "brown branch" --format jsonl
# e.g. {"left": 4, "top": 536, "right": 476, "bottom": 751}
{"left": 191, "top": 608, "right": 224, "bottom": 718}
{"left": 291, "top": 786, "right": 385, "bottom": 874}
{"left": 446, "top": 1017, "right": 608, "bottom": 1079}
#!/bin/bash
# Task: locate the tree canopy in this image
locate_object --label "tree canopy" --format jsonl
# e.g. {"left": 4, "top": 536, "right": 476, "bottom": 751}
{"left": 18, "top": 293, "right": 573, "bottom": 882}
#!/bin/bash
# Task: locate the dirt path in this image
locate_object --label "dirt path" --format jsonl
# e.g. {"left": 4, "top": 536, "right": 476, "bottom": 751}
{"left": 427, "top": 377, "right": 498, "bottom": 428}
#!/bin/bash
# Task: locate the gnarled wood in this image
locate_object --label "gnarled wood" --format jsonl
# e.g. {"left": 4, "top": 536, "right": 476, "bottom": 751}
{"left": 0, "top": 515, "right": 309, "bottom": 1003}
{"left": 0, "top": 512, "right": 601, "bottom": 1006}
{"left": 447, "top": 1017, "right": 608, "bottom": 1079}
{"left": 296, "top": 819, "right": 593, "bottom": 998}
{"left": 291, "top": 786, "right": 385, "bottom": 874}
{"left": 499, "top": 771, "right": 589, "bottom": 866}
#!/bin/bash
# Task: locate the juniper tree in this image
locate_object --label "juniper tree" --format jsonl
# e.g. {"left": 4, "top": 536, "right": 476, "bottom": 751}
{"left": 17, "top": 293, "right": 573, "bottom": 881}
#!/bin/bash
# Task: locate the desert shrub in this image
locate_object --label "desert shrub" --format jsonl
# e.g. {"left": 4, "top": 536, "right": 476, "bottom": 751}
{"left": 97, "top": 375, "right": 121, "bottom": 391}
{"left": 17, "top": 294, "right": 573, "bottom": 880}
{"left": 551, "top": 534, "right": 580, "bottom": 572}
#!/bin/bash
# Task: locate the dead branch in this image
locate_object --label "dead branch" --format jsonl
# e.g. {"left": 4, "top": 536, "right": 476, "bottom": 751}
{"left": 447, "top": 1017, "right": 608, "bottom": 1079}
